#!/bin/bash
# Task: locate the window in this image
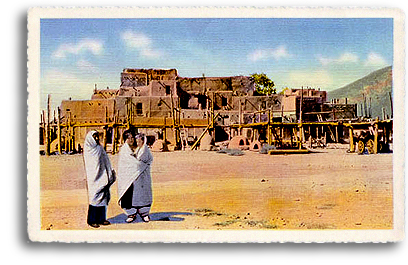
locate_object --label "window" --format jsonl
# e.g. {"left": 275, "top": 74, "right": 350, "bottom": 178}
{"left": 222, "top": 96, "right": 227, "bottom": 106}
{"left": 136, "top": 103, "right": 143, "bottom": 115}
{"left": 166, "top": 85, "right": 171, "bottom": 95}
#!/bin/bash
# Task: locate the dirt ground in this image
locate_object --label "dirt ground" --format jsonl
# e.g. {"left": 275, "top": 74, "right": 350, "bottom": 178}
{"left": 40, "top": 145, "right": 393, "bottom": 231}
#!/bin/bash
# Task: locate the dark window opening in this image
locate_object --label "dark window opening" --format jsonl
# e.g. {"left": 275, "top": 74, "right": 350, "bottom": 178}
{"left": 166, "top": 85, "right": 171, "bottom": 95}
{"left": 239, "top": 139, "right": 244, "bottom": 145}
{"left": 136, "top": 103, "right": 143, "bottom": 115}
{"left": 221, "top": 96, "right": 228, "bottom": 106}
{"left": 105, "top": 127, "right": 113, "bottom": 144}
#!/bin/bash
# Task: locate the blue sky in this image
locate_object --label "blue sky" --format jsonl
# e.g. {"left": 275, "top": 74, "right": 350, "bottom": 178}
{"left": 40, "top": 18, "right": 393, "bottom": 110}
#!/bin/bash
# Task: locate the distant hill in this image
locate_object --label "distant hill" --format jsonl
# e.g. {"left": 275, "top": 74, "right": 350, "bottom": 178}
{"left": 327, "top": 66, "right": 392, "bottom": 119}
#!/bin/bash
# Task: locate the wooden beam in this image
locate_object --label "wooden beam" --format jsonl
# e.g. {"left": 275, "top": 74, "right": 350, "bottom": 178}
{"left": 349, "top": 127, "right": 354, "bottom": 152}
{"left": 57, "top": 107, "right": 61, "bottom": 154}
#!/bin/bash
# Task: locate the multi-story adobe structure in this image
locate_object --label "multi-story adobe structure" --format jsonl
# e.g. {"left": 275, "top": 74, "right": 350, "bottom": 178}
{"left": 42, "top": 68, "right": 358, "bottom": 154}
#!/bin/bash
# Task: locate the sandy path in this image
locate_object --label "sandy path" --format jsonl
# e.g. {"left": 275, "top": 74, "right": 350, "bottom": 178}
{"left": 40, "top": 146, "right": 393, "bottom": 230}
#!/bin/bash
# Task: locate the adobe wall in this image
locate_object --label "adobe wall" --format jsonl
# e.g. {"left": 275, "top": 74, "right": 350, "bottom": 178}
{"left": 177, "top": 76, "right": 254, "bottom": 96}
{"left": 60, "top": 99, "right": 116, "bottom": 124}
{"left": 121, "top": 68, "right": 178, "bottom": 88}
{"left": 119, "top": 80, "right": 178, "bottom": 97}
{"left": 91, "top": 89, "right": 119, "bottom": 99}
{"left": 284, "top": 88, "right": 327, "bottom": 102}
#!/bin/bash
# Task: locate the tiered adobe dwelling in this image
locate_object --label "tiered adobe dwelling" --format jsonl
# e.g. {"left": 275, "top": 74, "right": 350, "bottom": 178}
{"left": 49, "top": 68, "right": 357, "bottom": 153}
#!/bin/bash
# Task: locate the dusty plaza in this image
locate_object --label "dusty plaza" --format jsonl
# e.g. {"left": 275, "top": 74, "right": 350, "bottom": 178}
{"left": 40, "top": 145, "right": 393, "bottom": 231}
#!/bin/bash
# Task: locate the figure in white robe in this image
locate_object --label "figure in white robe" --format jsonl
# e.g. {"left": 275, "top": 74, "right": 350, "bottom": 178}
{"left": 117, "top": 131, "right": 153, "bottom": 223}
{"left": 83, "top": 130, "right": 115, "bottom": 228}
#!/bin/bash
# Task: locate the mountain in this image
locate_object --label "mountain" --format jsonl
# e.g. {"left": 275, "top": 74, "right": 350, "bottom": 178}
{"left": 327, "top": 66, "right": 393, "bottom": 119}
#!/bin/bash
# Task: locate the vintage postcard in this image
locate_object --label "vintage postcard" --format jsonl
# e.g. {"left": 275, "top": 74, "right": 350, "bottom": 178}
{"left": 27, "top": 7, "right": 404, "bottom": 243}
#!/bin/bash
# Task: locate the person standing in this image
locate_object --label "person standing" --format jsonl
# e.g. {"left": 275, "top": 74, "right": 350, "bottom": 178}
{"left": 83, "top": 130, "right": 116, "bottom": 228}
{"left": 118, "top": 131, "right": 153, "bottom": 223}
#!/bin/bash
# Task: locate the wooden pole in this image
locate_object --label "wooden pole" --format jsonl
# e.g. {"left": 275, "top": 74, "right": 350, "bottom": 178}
{"left": 57, "top": 107, "right": 61, "bottom": 154}
{"left": 349, "top": 127, "right": 354, "bottom": 152}
{"left": 71, "top": 126, "right": 75, "bottom": 153}
{"left": 112, "top": 112, "right": 118, "bottom": 155}
{"left": 112, "top": 126, "right": 117, "bottom": 155}
{"left": 68, "top": 111, "right": 73, "bottom": 152}
{"left": 46, "top": 95, "right": 51, "bottom": 155}
{"left": 103, "top": 126, "right": 108, "bottom": 151}
{"left": 299, "top": 87, "right": 303, "bottom": 123}
{"left": 389, "top": 91, "right": 393, "bottom": 118}
{"left": 212, "top": 92, "right": 215, "bottom": 143}
{"left": 299, "top": 87, "right": 303, "bottom": 149}
{"left": 238, "top": 98, "right": 241, "bottom": 126}
{"left": 67, "top": 111, "right": 71, "bottom": 153}
{"left": 374, "top": 118, "right": 379, "bottom": 154}
{"left": 267, "top": 109, "right": 271, "bottom": 145}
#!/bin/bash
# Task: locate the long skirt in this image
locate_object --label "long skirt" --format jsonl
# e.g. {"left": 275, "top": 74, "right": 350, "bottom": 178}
{"left": 120, "top": 184, "right": 151, "bottom": 217}
{"left": 87, "top": 205, "right": 106, "bottom": 225}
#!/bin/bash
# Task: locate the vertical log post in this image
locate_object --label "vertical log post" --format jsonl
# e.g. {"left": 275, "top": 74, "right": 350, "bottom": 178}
{"left": 112, "top": 111, "right": 118, "bottom": 155}
{"left": 299, "top": 87, "right": 303, "bottom": 149}
{"left": 103, "top": 126, "right": 108, "bottom": 151}
{"left": 67, "top": 111, "right": 71, "bottom": 153}
{"left": 335, "top": 125, "right": 339, "bottom": 143}
{"left": 238, "top": 98, "right": 241, "bottom": 134}
{"left": 212, "top": 92, "right": 215, "bottom": 143}
{"left": 57, "top": 107, "right": 61, "bottom": 154}
{"left": 267, "top": 109, "right": 271, "bottom": 145}
{"left": 389, "top": 91, "right": 393, "bottom": 118}
{"left": 349, "top": 127, "right": 354, "bottom": 152}
{"left": 374, "top": 118, "right": 379, "bottom": 154}
{"left": 45, "top": 95, "right": 51, "bottom": 156}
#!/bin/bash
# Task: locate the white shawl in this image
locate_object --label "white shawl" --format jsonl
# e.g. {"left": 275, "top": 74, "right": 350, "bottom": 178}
{"left": 117, "top": 139, "right": 153, "bottom": 204}
{"left": 83, "top": 130, "right": 115, "bottom": 206}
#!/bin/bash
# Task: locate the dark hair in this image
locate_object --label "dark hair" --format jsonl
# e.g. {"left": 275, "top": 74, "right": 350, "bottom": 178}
{"left": 122, "top": 129, "right": 135, "bottom": 142}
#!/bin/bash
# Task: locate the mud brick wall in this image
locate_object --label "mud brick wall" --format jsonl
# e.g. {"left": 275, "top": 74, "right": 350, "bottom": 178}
{"left": 121, "top": 68, "right": 178, "bottom": 88}
{"left": 284, "top": 88, "right": 327, "bottom": 102}
{"left": 60, "top": 99, "right": 116, "bottom": 124}
{"left": 121, "top": 71, "right": 148, "bottom": 87}
{"left": 177, "top": 76, "right": 254, "bottom": 95}
{"left": 91, "top": 89, "right": 119, "bottom": 99}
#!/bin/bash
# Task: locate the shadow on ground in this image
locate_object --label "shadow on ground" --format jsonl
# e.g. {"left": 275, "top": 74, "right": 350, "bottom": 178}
{"left": 108, "top": 212, "right": 192, "bottom": 224}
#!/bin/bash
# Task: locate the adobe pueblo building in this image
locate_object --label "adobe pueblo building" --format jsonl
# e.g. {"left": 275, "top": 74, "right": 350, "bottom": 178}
{"left": 40, "top": 68, "right": 392, "bottom": 155}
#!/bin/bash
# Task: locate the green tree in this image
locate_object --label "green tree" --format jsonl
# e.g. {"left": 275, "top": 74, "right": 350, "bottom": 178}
{"left": 279, "top": 87, "right": 290, "bottom": 95}
{"left": 250, "top": 73, "right": 276, "bottom": 95}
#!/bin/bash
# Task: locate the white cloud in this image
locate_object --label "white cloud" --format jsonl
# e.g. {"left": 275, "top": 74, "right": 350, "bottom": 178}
{"left": 364, "top": 52, "right": 388, "bottom": 67}
{"left": 288, "top": 70, "right": 333, "bottom": 89}
{"left": 337, "top": 52, "right": 359, "bottom": 63}
{"left": 317, "top": 52, "right": 359, "bottom": 66}
{"left": 248, "top": 46, "right": 292, "bottom": 62}
{"left": 52, "top": 39, "right": 103, "bottom": 59}
{"left": 76, "top": 59, "right": 98, "bottom": 72}
{"left": 121, "top": 30, "right": 162, "bottom": 58}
